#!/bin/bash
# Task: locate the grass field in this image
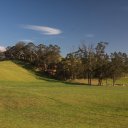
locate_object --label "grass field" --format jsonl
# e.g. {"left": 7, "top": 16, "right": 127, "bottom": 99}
{"left": 0, "top": 61, "right": 128, "bottom": 128}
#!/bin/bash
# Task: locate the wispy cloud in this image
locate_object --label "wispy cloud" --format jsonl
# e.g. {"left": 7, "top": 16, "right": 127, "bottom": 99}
{"left": 21, "top": 25, "right": 62, "bottom": 35}
{"left": 0, "top": 46, "right": 6, "bottom": 52}
{"left": 85, "top": 34, "right": 94, "bottom": 38}
{"left": 19, "top": 39, "right": 33, "bottom": 43}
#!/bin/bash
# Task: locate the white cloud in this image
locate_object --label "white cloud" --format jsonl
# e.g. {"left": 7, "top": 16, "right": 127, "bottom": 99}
{"left": 19, "top": 39, "right": 33, "bottom": 43}
{"left": 85, "top": 34, "right": 94, "bottom": 38}
{"left": 22, "top": 25, "right": 62, "bottom": 35}
{"left": 0, "top": 46, "right": 6, "bottom": 52}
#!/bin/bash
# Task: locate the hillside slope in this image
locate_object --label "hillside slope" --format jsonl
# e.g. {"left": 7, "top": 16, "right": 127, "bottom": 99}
{"left": 0, "top": 61, "right": 37, "bottom": 82}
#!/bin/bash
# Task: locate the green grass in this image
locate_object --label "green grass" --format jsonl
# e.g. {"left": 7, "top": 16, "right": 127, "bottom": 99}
{"left": 0, "top": 61, "right": 128, "bottom": 128}
{"left": 0, "top": 61, "right": 37, "bottom": 82}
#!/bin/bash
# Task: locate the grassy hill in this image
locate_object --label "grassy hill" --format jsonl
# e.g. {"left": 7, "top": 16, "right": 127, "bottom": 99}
{"left": 0, "top": 61, "right": 37, "bottom": 82}
{"left": 0, "top": 61, "right": 128, "bottom": 128}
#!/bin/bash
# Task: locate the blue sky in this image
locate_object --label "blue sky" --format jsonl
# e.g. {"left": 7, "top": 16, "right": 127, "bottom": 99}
{"left": 0, "top": 0, "right": 128, "bottom": 55}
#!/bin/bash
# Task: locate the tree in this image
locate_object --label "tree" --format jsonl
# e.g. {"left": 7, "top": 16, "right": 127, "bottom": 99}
{"left": 36, "top": 44, "right": 47, "bottom": 71}
{"left": 79, "top": 44, "right": 96, "bottom": 85}
{"left": 95, "top": 42, "right": 109, "bottom": 85}
{"left": 45, "top": 45, "right": 61, "bottom": 64}
{"left": 23, "top": 42, "right": 37, "bottom": 63}
{"left": 109, "top": 52, "right": 126, "bottom": 86}
{"left": 56, "top": 58, "right": 70, "bottom": 80}
{"left": 14, "top": 42, "right": 26, "bottom": 60}
{"left": 66, "top": 52, "right": 81, "bottom": 79}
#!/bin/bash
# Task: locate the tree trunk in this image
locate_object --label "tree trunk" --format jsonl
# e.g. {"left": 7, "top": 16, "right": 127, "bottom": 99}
{"left": 101, "top": 78, "right": 103, "bottom": 86}
{"left": 106, "top": 79, "right": 108, "bottom": 86}
{"left": 87, "top": 72, "right": 92, "bottom": 85}
{"left": 98, "top": 78, "right": 102, "bottom": 86}
{"left": 88, "top": 72, "right": 90, "bottom": 85}
{"left": 90, "top": 72, "right": 92, "bottom": 85}
{"left": 113, "top": 76, "right": 116, "bottom": 86}
{"left": 98, "top": 79, "right": 101, "bottom": 86}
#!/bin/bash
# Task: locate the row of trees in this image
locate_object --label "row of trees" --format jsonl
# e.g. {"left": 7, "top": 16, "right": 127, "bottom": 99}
{"left": 58, "top": 42, "right": 128, "bottom": 86}
{"left": 3, "top": 41, "right": 128, "bottom": 86}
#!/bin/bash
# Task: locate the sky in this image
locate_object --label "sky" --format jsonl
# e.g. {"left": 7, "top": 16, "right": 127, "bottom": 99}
{"left": 0, "top": 0, "right": 128, "bottom": 55}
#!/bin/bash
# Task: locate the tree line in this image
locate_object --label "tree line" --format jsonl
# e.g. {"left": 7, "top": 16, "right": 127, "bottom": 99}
{"left": 2, "top": 41, "right": 128, "bottom": 86}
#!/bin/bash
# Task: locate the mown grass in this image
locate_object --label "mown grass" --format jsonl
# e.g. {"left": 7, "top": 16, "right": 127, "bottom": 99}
{"left": 0, "top": 61, "right": 37, "bottom": 82}
{"left": 0, "top": 61, "right": 128, "bottom": 128}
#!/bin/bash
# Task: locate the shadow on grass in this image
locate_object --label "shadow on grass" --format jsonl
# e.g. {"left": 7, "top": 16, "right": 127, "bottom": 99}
{"left": 12, "top": 60, "right": 90, "bottom": 86}
{"left": 34, "top": 71, "right": 88, "bottom": 86}
{"left": 63, "top": 81, "right": 89, "bottom": 86}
